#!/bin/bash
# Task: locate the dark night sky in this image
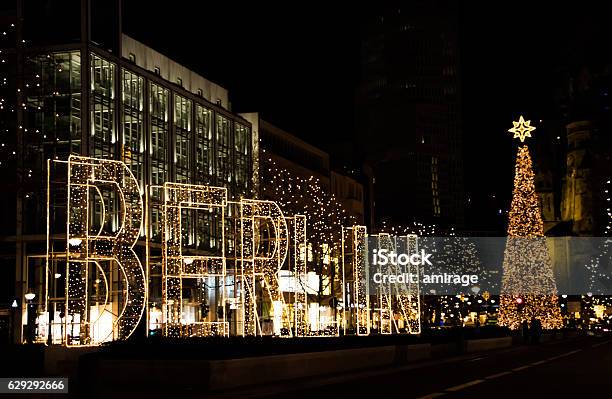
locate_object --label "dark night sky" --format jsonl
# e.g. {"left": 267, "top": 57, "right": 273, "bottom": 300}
{"left": 123, "top": 2, "right": 360, "bottom": 145}
{"left": 123, "top": 1, "right": 612, "bottom": 230}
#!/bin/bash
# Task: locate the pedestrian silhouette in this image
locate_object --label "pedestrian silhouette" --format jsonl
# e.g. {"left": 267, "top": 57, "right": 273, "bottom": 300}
{"left": 522, "top": 320, "right": 529, "bottom": 344}
{"left": 530, "top": 317, "right": 542, "bottom": 344}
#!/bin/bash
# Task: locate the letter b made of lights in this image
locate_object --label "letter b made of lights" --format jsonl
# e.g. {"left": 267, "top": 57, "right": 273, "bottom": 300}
{"left": 47, "top": 156, "right": 146, "bottom": 346}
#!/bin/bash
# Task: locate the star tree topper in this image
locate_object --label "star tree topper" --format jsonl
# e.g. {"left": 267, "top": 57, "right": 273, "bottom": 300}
{"left": 508, "top": 115, "right": 536, "bottom": 142}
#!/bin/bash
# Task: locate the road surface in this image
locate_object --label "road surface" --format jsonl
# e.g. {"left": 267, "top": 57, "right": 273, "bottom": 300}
{"left": 215, "top": 336, "right": 612, "bottom": 399}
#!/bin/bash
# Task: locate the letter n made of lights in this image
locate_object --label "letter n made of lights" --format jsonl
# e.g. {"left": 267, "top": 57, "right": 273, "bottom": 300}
{"left": 399, "top": 234, "right": 421, "bottom": 334}
{"left": 375, "top": 233, "right": 394, "bottom": 334}
{"left": 371, "top": 233, "right": 421, "bottom": 335}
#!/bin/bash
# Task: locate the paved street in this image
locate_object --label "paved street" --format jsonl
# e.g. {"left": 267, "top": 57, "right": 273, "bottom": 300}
{"left": 216, "top": 336, "right": 612, "bottom": 399}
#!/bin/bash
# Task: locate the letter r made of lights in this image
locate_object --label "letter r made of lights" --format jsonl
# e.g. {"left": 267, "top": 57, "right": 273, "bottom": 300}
{"left": 161, "top": 183, "right": 228, "bottom": 338}
{"left": 239, "top": 199, "right": 293, "bottom": 337}
{"left": 62, "top": 155, "right": 146, "bottom": 346}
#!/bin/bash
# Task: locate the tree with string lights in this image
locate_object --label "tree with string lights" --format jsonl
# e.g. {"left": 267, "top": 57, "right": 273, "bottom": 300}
{"left": 260, "top": 151, "right": 356, "bottom": 327}
{"left": 497, "top": 116, "right": 563, "bottom": 330}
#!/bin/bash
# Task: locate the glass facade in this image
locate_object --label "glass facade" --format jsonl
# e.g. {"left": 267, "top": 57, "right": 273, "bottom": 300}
{"left": 216, "top": 114, "right": 232, "bottom": 187}
{"left": 195, "top": 104, "right": 213, "bottom": 185}
{"left": 26, "top": 52, "right": 82, "bottom": 157}
{"left": 149, "top": 82, "right": 169, "bottom": 239}
{"left": 235, "top": 123, "right": 251, "bottom": 192}
{"left": 195, "top": 105, "right": 214, "bottom": 251}
{"left": 150, "top": 82, "right": 169, "bottom": 187}
{"left": 90, "top": 53, "right": 116, "bottom": 159}
{"left": 174, "top": 94, "right": 193, "bottom": 246}
{"left": 0, "top": 51, "right": 17, "bottom": 235}
{"left": 174, "top": 94, "right": 191, "bottom": 184}
{"left": 24, "top": 51, "right": 82, "bottom": 233}
{"left": 90, "top": 54, "right": 118, "bottom": 233}
{"left": 122, "top": 69, "right": 145, "bottom": 188}
{"left": 16, "top": 50, "right": 252, "bottom": 244}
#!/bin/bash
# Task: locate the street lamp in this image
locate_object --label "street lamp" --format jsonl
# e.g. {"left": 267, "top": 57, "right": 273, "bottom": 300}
{"left": 10, "top": 299, "right": 18, "bottom": 343}
{"left": 24, "top": 289, "right": 36, "bottom": 344}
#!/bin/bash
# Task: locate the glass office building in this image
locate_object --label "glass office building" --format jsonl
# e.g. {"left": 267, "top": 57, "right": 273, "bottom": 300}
{"left": 0, "top": 0, "right": 255, "bottom": 343}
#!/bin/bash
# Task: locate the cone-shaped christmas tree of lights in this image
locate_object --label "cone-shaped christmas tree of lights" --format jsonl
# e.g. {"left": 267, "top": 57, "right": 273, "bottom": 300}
{"left": 497, "top": 116, "right": 563, "bottom": 330}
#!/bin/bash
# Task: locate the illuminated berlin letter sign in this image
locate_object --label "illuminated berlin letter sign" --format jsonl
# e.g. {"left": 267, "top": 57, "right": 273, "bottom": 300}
{"left": 46, "top": 155, "right": 417, "bottom": 346}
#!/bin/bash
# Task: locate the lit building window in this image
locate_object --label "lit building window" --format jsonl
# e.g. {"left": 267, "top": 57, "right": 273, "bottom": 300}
{"left": 235, "top": 123, "right": 251, "bottom": 192}
{"left": 149, "top": 82, "right": 169, "bottom": 239}
{"left": 90, "top": 54, "right": 119, "bottom": 232}
{"left": 174, "top": 94, "right": 193, "bottom": 245}
{"left": 121, "top": 69, "right": 144, "bottom": 187}
{"left": 216, "top": 113, "right": 232, "bottom": 187}
{"left": 195, "top": 105, "right": 213, "bottom": 184}
{"left": 90, "top": 53, "right": 116, "bottom": 160}
{"left": 174, "top": 94, "right": 191, "bottom": 184}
